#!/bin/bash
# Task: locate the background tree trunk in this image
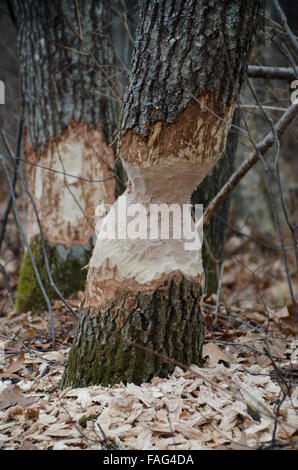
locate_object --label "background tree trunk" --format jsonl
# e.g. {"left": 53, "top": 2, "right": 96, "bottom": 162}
{"left": 192, "top": 110, "right": 240, "bottom": 294}
{"left": 11, "top": 0, "right": 118, "bottom": 312}
{"left": 62, "top": 0, "right": 263, "bottom": 388}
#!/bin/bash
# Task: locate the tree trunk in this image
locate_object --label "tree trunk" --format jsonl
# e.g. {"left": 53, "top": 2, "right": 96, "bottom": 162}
{"left": 191, "top": 110, "right": 240, "bottom": 293}
{"left": 12, "top": 0, "right": 118, "bottom": 312}
{"left": 62, "top": 0, "right": 263, "bottom": 388}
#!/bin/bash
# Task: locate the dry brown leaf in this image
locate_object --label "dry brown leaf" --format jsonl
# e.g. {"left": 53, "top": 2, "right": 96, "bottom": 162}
{"left": 107, "top": 424, "right": 132, "bottom": 439}
{"left": 125, "top": 383, "right": 153, "bottom": 407}
{"left": 175, "top": 422, "right": 203, "bottom": 439}
{"left": 144, "top": 422, "right": 173, "bottom": 434}
{"left": 2, "top": 405, "right": 23, "bottom": 422}
{"left": 96, "top": 408, "right": 111, "bottom": 434}
{"left": 18, "top": 440, "right": 39, "bottom": 450}
{"left": 44, "top": 423, "right": 81, "bottom": 438}
{"left": 203, "top": 343, "right": 232, "bottom": 365}
{"left": 0, "top": 384, "right": 37, "bottom": 410}
{"left": 135, "top": 428, "right": 152, "bottom": 449}
{"left": 124, "top": 402, "right": 143, "bottom": 424}
{"left": 0, "top": 352, "right": 25, "bottom": 379}
{"left": 25, "top": 407, "right": 39, "bottom": 420}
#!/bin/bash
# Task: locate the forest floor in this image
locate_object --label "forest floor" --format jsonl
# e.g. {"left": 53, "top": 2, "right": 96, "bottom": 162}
{"left": 0, "top": 217, "right": 297, "bottom": 450}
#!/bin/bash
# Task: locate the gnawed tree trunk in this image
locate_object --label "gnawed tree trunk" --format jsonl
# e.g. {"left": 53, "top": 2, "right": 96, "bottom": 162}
{"left": 11, "top": 0, "right": 118, "bottom": 312}
{"left": 62, "top": 0, "right": 263, "bottom": 388}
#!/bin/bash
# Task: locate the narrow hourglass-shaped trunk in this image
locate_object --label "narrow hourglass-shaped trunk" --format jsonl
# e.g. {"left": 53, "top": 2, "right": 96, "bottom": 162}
{"left": 62, "top": 0, "right": 263, "bottom": 388}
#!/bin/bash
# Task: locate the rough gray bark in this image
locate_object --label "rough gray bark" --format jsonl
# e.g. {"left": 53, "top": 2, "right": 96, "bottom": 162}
{"left": 62, "top": 277, "right": 204, "bottom": 387}
{"left": 62, "top": 0, "right": 263, "bottom": 388}
{"left": 12, "top": 0, "right": 117, "bottom": 148}
{"left": 120, "top": 0, "right": 262, "bottom": 136}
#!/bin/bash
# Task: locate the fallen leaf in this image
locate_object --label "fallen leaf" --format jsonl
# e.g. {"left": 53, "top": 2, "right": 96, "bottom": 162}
{"left": 203, "top": 343, "right": 231, "bottom": 365}
{"left": 18, "top": 441, "right": 39, "bottom": 450}
{"left": 0, "top": 385, "right": 37, "bottom": 410}
{"left": 0, "top": 352, "right": 25, "bottom": 379}
{"left": 52, "top": 441, "right": 68, "bottom": 450}
{"left": 96, "top": 408, "right": 111, "bottom": 435}
{"left": 44, "top": 423, "right": 80, "bottom": 438}
{"left": 2, "top": 406, "right": 23, "bottom": 422}
{"left": 76, "top": 389, "right": 92, "bottom": 408}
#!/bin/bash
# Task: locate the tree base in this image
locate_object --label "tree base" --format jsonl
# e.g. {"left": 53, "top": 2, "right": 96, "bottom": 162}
{"left": 61, "top": 275, "right": 204, "bottom": 388}
{"left": 15, "top": 235, "right": 93, "bottom": 313}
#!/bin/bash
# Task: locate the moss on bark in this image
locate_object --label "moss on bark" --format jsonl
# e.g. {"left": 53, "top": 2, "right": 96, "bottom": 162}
{"left": 61, "top": 276, "right": 204, "bottom": 388}
{"left": 15, "top": 235, "right": 93, "bottom": 313}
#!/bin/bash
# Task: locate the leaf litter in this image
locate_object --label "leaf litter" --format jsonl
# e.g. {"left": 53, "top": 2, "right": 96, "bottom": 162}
{"left": 0, "top": 229, "right": 297, "bottom": 450}
{"left": 0, "top": 344, "right": 296, "bottom": 450}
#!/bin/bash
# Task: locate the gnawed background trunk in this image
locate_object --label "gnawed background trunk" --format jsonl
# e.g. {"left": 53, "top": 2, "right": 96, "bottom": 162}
{"left": 11, "top": 0, "right": 118, "bottom": 312}
{"left": 62, "top": 0, "right": 263, "bottom": 388}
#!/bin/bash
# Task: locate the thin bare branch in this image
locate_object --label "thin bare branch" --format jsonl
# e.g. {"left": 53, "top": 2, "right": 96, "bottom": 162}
{"left": 204, "top": 100, "right": 298, "bottom": 227}
{"left": 247, "top": 65, "right": 298, "bottom": 81}
{"left": 272, "top": 0, "right": 298, "bottom": 56}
